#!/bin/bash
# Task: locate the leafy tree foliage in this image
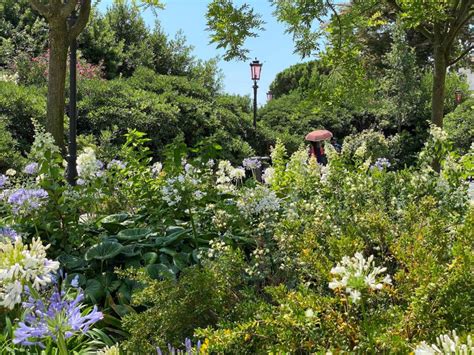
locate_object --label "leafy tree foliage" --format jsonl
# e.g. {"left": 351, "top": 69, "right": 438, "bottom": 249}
{"left": 207, "top": 0, "right": 473, "bottom": 131}
{"left": 0, "top": 0, "right": 48, "bottom": 68}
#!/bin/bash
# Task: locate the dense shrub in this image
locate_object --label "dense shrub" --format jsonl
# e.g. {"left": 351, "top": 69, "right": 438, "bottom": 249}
{"left": 77, "top": 68, "right": 256, "bottom": 163}
{"left": 444, "top": 97, "right": 474, "bottom": 154}
{"left": 340, "top": 129, "right": 393, "bottom": 165}
{"left": 0, "top": 116, "right": 24, "bottom": 171}
{"left": 78, "top": 77, "right": 180, "bottom": 153}
{"left": 0, "top": 81, "right": 45, "bottom": 150}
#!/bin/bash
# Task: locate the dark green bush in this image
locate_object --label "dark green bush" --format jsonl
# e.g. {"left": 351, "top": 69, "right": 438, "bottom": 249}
{"left": 0, "top": 81, "right": 45, "bottom": 151}
{"left": 444, "top": 98, "right": 474, "bottom": 154}
{"left": 0, "top": 116, "right": 24, "bottom": 171}
{"left": 77, "top": 68, "right": 256, "bottom": 163}
{"left": 122, "top": 250, "right": 246, "bottom": 352}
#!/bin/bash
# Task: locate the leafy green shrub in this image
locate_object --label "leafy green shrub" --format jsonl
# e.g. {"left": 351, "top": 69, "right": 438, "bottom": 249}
{"left": 122, "top": 248, "right": 246, "bottom": 352}
{"left": 340, "top": 129, "right": 392, "bottom": 165}
{"left": 77, "top": 77, "right": 180, "bottom": 153}
{"left": 77, "top": 68, "right": 255, "bottom": 163}
{"left": 444, "top": 98, "right": 474, "bottom": 154}
{"left": 0, "top": 81, "right": 45, "bottom": 151}
{"left": 0, "top": 116, "right": 24, "bottom": 171}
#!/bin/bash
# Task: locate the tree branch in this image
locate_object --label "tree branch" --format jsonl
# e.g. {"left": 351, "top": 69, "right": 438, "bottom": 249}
{"left": 326, "top": 0, "right": 342, "bottom": 51}
{"left": 444, "top": 0, "right": 473, "bottom": 48}
{"left": 68, "top": 0, "right": 91, "bottom": 41}
{"left": 29, "top": 0, "right": 51, "bottom": 19}
{"left": 60, "top": 0, "right": 77, "bottom": 19}
{"left": 417, "top": 25, "right": 434, "bottom": 41}
{"left": 448, "top": 44, "right": 474, "bottom": 66}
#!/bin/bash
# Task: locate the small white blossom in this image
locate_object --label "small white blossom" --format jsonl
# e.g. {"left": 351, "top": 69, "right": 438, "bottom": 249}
{"left": 151, "top": 162, "right": 163, "bottom": 176}
{"left": 6, "top": 169, "right": 16, "bottom": 176}
{"left": 415, "top": 331, "right": 473, "bottom": 354}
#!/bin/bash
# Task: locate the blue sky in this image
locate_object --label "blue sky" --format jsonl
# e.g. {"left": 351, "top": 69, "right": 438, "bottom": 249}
{"left": 97, "top": 0, "right": 309, "bottom": 105}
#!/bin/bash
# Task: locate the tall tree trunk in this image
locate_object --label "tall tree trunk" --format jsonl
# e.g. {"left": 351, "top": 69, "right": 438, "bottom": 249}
{"left": 431, "top": 42, "right": 447, "bottom": 128}
{"left": 431, "top": 35, "right": 448, "bottom": 172}
{"left": 47, "top": 20, "right": 69, "bottom": 151}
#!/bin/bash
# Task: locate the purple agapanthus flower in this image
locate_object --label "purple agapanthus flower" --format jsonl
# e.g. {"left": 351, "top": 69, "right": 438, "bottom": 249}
{"left": 70, "top": 275, "right": 79, "bottom": 288}
{"left": 242, "top": 158, "right": 262, "bottom": 170}
{"left": 13, "top": 289, "right": 103, "bottom": 348}
{"left": 371, "top": 158, "right": 391, "bottom": 171}
{"left": 107, "top": 159, "right": 127, "bottom": 170}
{"left": 0, "top": 174, "right": 8, "bottom": 188}
{"left": 0, "top": 226, "right": 19, "bottom": 242}
{"left": 157, "top": 338, "right": 201, "bottom": 355}
{"left": 23, "top": 162, "right": 39, "bottom": 175}
{"left": 7, "top": 188, "right": 48, "bottom": 214}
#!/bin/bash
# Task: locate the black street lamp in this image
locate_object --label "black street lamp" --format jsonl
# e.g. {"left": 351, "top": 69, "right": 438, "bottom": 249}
{"left": 67, "top": 11, "right": 78, "bottom": 185}
{"left": 266, "top": 90, "right": 273, "bottom": 102}
{"left": 250, "top": 58, "right": 262, "bottom": 130}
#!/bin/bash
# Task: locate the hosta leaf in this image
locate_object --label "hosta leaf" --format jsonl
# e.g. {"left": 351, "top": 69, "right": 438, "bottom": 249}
{"left": 143, "top": 252, "right": 158, "bottom": 265}
{"left": 116, "top": 228, "right": 152, "bottom": 241}
{"left": 85, "top": 279, "right": 105, "bottom": 303}
{"left": 159, "top": 247, "right": 177, "bottom": 257}
{"left": 161, "top": 229, "right": 191, "bottom": 247}
{"left": 173, "top": 252, "right": 190, "bottom": 270}
{"left": 85, "top": 241, "right": 123, "bottom": 261}
{"left": 99, "top": 213, "right": 130, "bottom": 233}
{"left": 58, "top": 254, "right": 87, "bottom": 270}
{"left": 146, "top": 263, "right": 176, "bottom": 280}
{"left": 120, "top": 245, "right": 141, "bottom": 257}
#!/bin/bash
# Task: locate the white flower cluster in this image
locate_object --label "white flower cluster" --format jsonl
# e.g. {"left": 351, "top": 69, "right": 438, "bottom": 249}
{"left": 415, "top": 331, "right": 473, "bottom": 355}
{"left": 0, "top": 237, "right": 60, "bottom": 309}
{"left": 207, "top": 239, "right": 230, "bottom": 259}
{"left": 429, "top": 124, "right": 449, "bottom": 144}
{"left": 215, "top": 161, "right": 245, "bottom": 193}
{"left": 0, "top": 71, "right": 19, "bottom": 84}
{"left": 211, "top": 209, "right": 232, "bottom": 231}
{"left": 237, "top": 185, "right": 281, "bottom": 217}
{"left": 161, "top": 164, "right": 205, "bottom": 207}
{"left": 328, "top": 252, "right": 392, "bottom": 303}
{"left": 245, "top": 247, "right": 270, "bottom": 277}
{"left": 262, "top": 167, "right": 275, "bottom": 185}
{"left": 77, "top": 147, "right": 102, "bottom": 179}
{"left": 151, "top": 162, "right": 163, "bottom": 177}
{"left": 97, "top": 345, "right": 121, "bottom": 355}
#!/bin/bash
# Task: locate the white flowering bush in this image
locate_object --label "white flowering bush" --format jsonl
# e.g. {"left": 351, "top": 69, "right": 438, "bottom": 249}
{"left": 237, "top": 185, "right": 281, "bottom": 218}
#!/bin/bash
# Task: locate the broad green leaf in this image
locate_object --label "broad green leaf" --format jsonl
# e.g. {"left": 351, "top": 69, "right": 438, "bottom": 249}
{"left": 85, "top": 241, "right": 123, "bottom": 261}
{"left": 146, "top": 263, "right": 175, "bottom": 280}
{"left": 143, "top": 252, "right": 158, "bottom": 265}
{"left": 99, "top": 213, "right": 131, "bottom": 233}
{"left": 173, "top": 252, "right": 190, "bottom": 270}
{"left": 85, "top": 279, "right": 105, "bottom": 302}
{"left": 117, "top": 228, "right": 152, "bottom": 241}
{"left": 120, "top": 245, "right": 141, "bottom": 257}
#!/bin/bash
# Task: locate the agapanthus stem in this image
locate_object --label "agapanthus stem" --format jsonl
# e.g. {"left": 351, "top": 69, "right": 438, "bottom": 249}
{"left": 57, "top": 332, "right": 68, "bottom": 355}
{"left": 188, "top": 207, "right": 197, "bottom": 241}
